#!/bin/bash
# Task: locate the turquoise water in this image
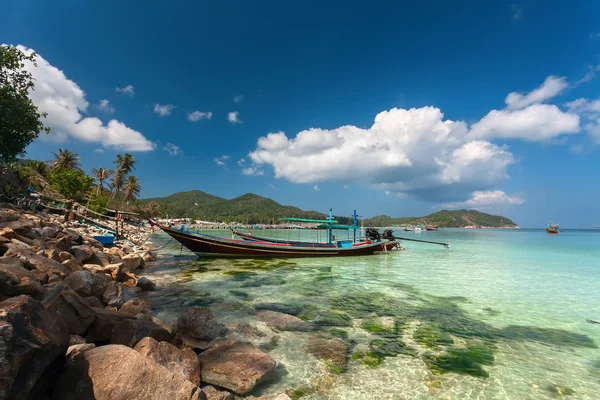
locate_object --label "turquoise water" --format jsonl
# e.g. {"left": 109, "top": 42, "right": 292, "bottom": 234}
{"left": 144, "top": 228, "right": 600, "bottom": 399}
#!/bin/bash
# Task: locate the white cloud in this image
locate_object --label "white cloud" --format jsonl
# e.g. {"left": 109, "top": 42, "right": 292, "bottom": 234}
{"left": 97, "top": 99, "right": 115, "bottom": 113}
{"left": 242, "top": 166, "right": 264, "bottom": 176}
{"left": 93, "top": 148, "right": 104, "bottom": 154}
{"left": 228, "top": 111, "right": 241, "bottom": 124}
{"left": 214, "top": 155, "right": 230, "bottom": 170}
{"left": 313, "top": 185, "right": 320, "bottom": 191}
{"left": 505, "top": 76, "right": 568, "bottom": 109}
{"left": 13, "top": 45, "right": 153, "bottom": 151}
{"left": 268, "top": 184, "right": 276, "bottom": 189}
{"left": 188, "top": 111, "right": 212, "bottom": 121}
{"left": 116, "top": 85, "right": 134, "bottom": 96}
{"left": 237, "top": 158, "right": 246, "bottom": 166}
{"left": 440, "top": 190, "right": 524, "bottom": 209}
{"left": 510, "top": 4, "right": 523, "bottom": 21}
{"left": 153, "top": 104, "right": 175, "bottom": 117}
{"left": 468, "top": 104, "right": 579, "bottom": 141}
{"left": 570, "top": 144, "right": 584, "bottom": 154}
{"left": 574, "top": 64, "right": 600, "bottom": 86}
{"left": 565, "top": 98, "right": 600, "bottom": 143}
{"left": 163, "top": 143, "right": 182, "bottom": 156}
{"left": 233, "top": 95, "right": 243, "bottom": 103}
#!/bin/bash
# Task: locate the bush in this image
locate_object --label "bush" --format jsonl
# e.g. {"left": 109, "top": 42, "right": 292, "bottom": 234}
{"left": 49, "top": 168, "right": 93, "bottom": 200}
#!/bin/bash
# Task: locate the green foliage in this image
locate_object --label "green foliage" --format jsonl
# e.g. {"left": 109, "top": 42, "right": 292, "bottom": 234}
{"left": 51, "top": 148, "right": 80, "bottom": 170}
{"left": 365, "top": 209, "right": 517, "bottom": 228}
{"left": 87, "top": 193, "right": 109, "bottom": 213}
{"left": 0, "top": 45, "right": 50, "bottom": 164}
{"left": 25, "top": 160, "right": 49, "bottom": 177}
{"left": 413, "top": 323, "right": 455, "bottom": 348}
{"left": 424, "top": 343, "right": 494, "bottom": 378}
{"left": 49, "top": 168, "right": 92, "bottom": 200}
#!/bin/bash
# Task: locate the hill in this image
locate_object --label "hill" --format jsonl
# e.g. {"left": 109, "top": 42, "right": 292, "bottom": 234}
{"left": 364, "top": 209, "right": 518, "bottom": 228}
{"left": 143, "top": 190, "right": 518, "bottom": 227}
{"left": 142, "top": 191, "right": 325, "bottom": 223}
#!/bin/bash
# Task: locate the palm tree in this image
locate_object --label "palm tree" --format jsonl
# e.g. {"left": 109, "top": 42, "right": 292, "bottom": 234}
{"left": 51, "top": 148, "right": 80, "bottom": 170}
{"left": 114, "top": 153, "right": 136, "bottom": 175}
{"left": 92, "top": 168, "right": 113, "bottom": 195}
{"left": 123, "top": 175, "right": 141, "bottom": 203}
{"left": 26, "top": 160, "right": 50, "bottom": 177}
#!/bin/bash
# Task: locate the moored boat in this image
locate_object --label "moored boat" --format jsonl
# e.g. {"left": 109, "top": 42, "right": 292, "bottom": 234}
{"left": 546, "top": 222, "right": 560, "bottom": 234}
{"left": 426, "top": 224, "right": 438, "bottom": 231}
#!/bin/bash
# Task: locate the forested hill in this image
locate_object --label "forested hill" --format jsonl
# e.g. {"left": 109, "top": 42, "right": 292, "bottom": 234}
{"left": 364, "top": 209, "right": 518, "bottom": 228}
{"left": 143, "top": 191, "right": 518, "bottom": 227}
{"left": 142, "top": 190, "right": 325, "bottom": 223}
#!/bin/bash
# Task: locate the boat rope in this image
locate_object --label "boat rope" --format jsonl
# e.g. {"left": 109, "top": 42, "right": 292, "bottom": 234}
{"left": 391, "top": 235, "right": 450, "bottom": 248}
{"left": 149, "top": 237, "right": 175, "bottom": 252}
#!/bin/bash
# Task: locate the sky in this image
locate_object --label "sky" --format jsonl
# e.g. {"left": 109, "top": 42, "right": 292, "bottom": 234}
{"left": 1, "top": 0, "right": 600, "bottom": 228}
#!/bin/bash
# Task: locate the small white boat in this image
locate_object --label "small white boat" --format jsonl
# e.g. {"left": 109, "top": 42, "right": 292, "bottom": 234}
{"left": 414, "top": 227, "right": 422, "bottom": 232}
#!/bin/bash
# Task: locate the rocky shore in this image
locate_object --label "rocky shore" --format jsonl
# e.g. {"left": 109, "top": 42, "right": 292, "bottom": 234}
{"left": 0, "top": 204, "right": 291, "bottom": 400}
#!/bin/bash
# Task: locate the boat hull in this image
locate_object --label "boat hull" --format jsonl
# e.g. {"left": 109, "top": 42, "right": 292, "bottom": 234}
{"left": 159, "top": 226, "right": 397, "bottom": 258}
{"left": 546, "top": 228, "right": 560, "bottom": 234}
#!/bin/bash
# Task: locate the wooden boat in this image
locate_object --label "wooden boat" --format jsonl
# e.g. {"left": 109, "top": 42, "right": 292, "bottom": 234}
{"left": 151, "top": 222, "right": 399, "bottom": 258}
{"left": 546, "top": 222, "right": 560, "bottom": 234}
{"left": 426, "top": 225, "right": 438, "bottom": 231}
{"left": 404, "top": 226, "right": 414, "bottom": 231}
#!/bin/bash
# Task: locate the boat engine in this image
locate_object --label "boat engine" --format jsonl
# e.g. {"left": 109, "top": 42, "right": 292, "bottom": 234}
{"left": 365, "top": 228, "right": 382, "bottom": 241}
{"left": 382, "top": 229, "right": 395, "bottom": 240}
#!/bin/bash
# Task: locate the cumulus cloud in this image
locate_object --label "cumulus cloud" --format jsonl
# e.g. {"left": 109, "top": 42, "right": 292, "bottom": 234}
{"left": 116, "top": 85, "right": 134, "bottom": 96}
{"left": 505, "top": 76, "right": 568, "bottom": 109}
{"left": 214, "top": 155, "right": 230, "bottom": 170}
{"left": 97, "top": 99, "right": 115, "bottom": 113}
{"left": 440, "top": 190, "right": 524, "bottom": 209}
{"left": 242, "top": 166, "right": 264, "bottom": 176}
{"left": 233, "top": 95, "right": 243, "bottom": 103}
{"left": 14, "top": 45, "right": 153, "bottom": 151}
{"left": 566, "top": 98, "right": 600, "bottom": 143}
{"left": 163, "top": 143, "right": 182, "bottom": 156}
{"left": 153, "top": 104, "right": 175, "bottom": 117}
{"left": 188, "top": 111, "right": 212, "bottom": 121}
{"left": 228, "top": 111, "right": 241, "bottom": 124}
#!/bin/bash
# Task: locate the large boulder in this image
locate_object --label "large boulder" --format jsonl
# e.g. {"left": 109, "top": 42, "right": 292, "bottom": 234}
{"left": 102, "top": 281, "right": 132, "bottom": 308}
{"left": 121, "top": 253, "right": 144, "bottom": 270}
{"left": 70, "top": 245, "right": 94, "bottom": 264}
{"left": 137, "top": 276, "right": 157, "bottom": 291}
{"left": 83, "top": 296, "right": 104, "bottom": 309}
{"left": 256, "top": 310, "right": 312, "bottom": 332}
{"left": 26, "top": 253, "right": 71, "bottom": 278}
{"left": 85, "top": 308, "right": 134, "bottom": 344}
{"left": 92, "top": 249, "right": 110, "bottom": 266}
{"left": 60, "top": 259, "right": 82, "bottom": 274}
{"left": 63, "top": 270, "right": 94, "bottom": 297}
{"left": 176, "top": 307, "right": 226, "bottom": 349}
{"left": 0, "top": 295, "right": 70, "bottom": 400}
{"left": 0, "top": 259, "right": 45, "bottom": 300}
{"left": 41, "top": 226, "right": 59, "bottom": 239}
{"left": 199, "top": 339, "right": 276, "bottom": 395}
{"left": 42, "top": 284, "right": 95, "bottom": 335}
{"left": 305, "top": 335, "right": 348, "bottom": 373}
{"left": 91, "top": 272, "right": 111, "bottom": 299}
{"left": 54, "top": 236, "right": 71, "bottom": 252}
{"left": 201, "top": 385, "right": 234, "bottom": 400}
{"left": 52, "top": 344, "right": 204, "bottom": 400}
{"left": 110, "top": 318, "right": 172, "bottom": 348}
{"left": 134, "top": 336, "right": 201, "bottom": 385}
{"left": 118, "top": 298, "right": 151, "bottom": 316}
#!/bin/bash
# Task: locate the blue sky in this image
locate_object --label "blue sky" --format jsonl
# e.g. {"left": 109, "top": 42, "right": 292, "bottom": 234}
{"left": 2, "top": 0, "right": 600, "bottom": 228}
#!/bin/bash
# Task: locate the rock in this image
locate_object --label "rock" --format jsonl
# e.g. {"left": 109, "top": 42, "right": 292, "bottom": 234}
{"left": 134, "top": 336, "right": 201, "bottom": 385}
{"left": 10, "top": 238, "right": 33, "bottom": 252}
{"left": 110, "top": 318, "right": 172, "bottom": 348}
{"left": 0, "top": 210, "right": 18, "bottom": 223}
{"left": 0, "top": 259, "right": 45, "bottom": 300}
{"left": 52, "top": 344, "right": 204, "bottom": 400}
{"left": 199, "top": 339, "right": 276, "bottom": 395}
{"left": 54, "top": 236, "right": 72, "bottom": 252}
{"left": 91, "top": 272, "right": 111, "bottom": 299}
{"left": 141, "top": 251, "right": 156, "bottom": 263}
{"left": 65, "top": 343, "right": 96, "bottom": 363}
{"left": 102, "top": 281, "right": 132, "bottom": 308}
{"left": 42, "top": 226, "right": 59, "bottom": 239}
{"left": 176, "top": 307, "right": 227, "bottom": 349}
{"left": 254, "top": 302, "right": 303, "bottom": 316}
{"left": 70, "top": 245, "right": 94, "bottom": 264}
{"left": 306, "top": 335, "right": 348, "bottom": 373}
{"left": 85, "top": 307, "right": 135, "bottom": 344}
{"left": 83, "top": 262, "right": 122, "bottom": 276}
{"left": 27, "top": 253, "right": 71, "bottom": 278}
{"left": 84, "top": 296, "right": 104, "bottom": 308}
{"left": 121, "top": 253, "right": 144, "bottom": 270}
{"left": 42, "top": 284, "right": 95, "bottom": 335}
{"left": 119, "top": 297, "right": 151, "bottom": 315}
{"left": 30, "top": 269, "right": 49, "bottom": 285}
{"left": 47, "top": 273, "right": 62, "bottom": 284}
{"left": 0, "top": 220, "right": 33, "bottom": 237}
{"left": 63, "top": 270, "right": 93, "bottom": 297}
{"left": 0, "top": 295, "right": 69, "bottom": 400}
{"left": 58, "top": 251, "right": 74, "bottom": 262}
{"left": 42, "top": 248, "right": 61, "bottom": 262}
{"left": 256, "top": 310, "right": 312, "bottom": 332}
{"left": 69, "top": 334, "right": 86, "bottom": 345}
{"left": 60, "top": 259, "right": 82, "bottom": 274}
{"left": 83, "top": 236, "right": 104, "bottom": 250}
{"left": 92, "top": 249, "right": 110, "bottom": 266}
{"left": 137, "top": 276, "right": 157, "bottom": 291}
{"left": 0, "top": 227, "right": 17, "bottom": 240}
{"left": 201, "top": 385, "right": 234, "bottom": 400}
{"left": 312, "top": 310, "right": 353, "bottom": 327}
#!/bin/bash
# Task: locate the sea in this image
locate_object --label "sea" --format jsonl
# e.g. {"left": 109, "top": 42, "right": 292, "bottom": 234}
{"left": 142, "top": 228, "right": 600, "bottom": 399}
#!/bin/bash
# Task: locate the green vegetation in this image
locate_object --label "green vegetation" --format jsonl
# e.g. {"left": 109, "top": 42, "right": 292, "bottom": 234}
{"left": 0, "top": 45, "right": 50, "bottom": 164}
{"left": 365, "top": 209, "right": 517, "bottom": 228}
{"left": 424, "top": 343, "right": 495, "bottom": 378}
{"left": 49, "top": 168, "right": 93, "bottom": 199}
{"left": 413, "top": 323, "right": 454, "bottom": 348}
{"left": 352, "top": 351, "right": 384, "bottom": 367}
{"left": 546, "top": 384, "right": 575, "bottom": 397}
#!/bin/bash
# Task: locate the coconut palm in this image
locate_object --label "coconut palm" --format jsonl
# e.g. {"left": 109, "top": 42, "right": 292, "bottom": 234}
{"left": 51, "top": 148, "right": 80, "bottom": 170}
{"left": 114, "top": 153, "right": 136, "bottom": 175}
{"left": 91, "top": 167, "right": 113, "bottom": 195}
{"left": 122, "top": 175, "right": 141, "bottom": 203}
{"left": 26, "top": 160, "right": 50, "bottom": 177}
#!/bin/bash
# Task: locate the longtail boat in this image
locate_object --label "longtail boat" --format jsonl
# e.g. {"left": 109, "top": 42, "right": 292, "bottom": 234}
{"left": 546, "top": 222, "right": 560, "bottom": 234}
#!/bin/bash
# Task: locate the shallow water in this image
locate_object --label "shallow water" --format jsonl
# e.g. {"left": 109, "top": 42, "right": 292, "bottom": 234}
{"left": 143, "top": 228, "right": 600, "bottom": 399}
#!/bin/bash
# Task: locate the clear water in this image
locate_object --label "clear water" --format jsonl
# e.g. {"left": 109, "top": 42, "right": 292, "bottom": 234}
{"left": 143, "top": 228, "right": 600, "bottom": 399}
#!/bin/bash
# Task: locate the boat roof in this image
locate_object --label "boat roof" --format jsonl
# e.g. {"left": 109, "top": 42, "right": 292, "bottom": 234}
{"left": 316, "top": 224, "right": 357, "bottom": 230}
{"left": 278, "top": 217, "right": 339, "bottom": 223}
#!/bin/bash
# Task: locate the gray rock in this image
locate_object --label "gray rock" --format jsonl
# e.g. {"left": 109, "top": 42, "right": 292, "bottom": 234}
{"left": 256, "top": 310, "right": 312, "bottom": 332}
{"left": 176, "top": 307, "right": 226, "bottom": 349}
{"left": 102, "top": 281, "right": 132, "bottom": 308}
{"left": 27, "top": 252, "right": 71, "bottom": 278}
{"left": 83, "top": 296, "right": 104, "bottom": 308}
{"left": 70, "top": 245, "right": 94, "bottom": 264}
{"left": 69, "top": 334, "right": 86, "bottom": 345}
{"left": 63, "top": 270, "right": 93, "bottom": 297}
{"left": 52, "top": 345, "right": 204, "bottom": 400}
{"left": 137, "top": 276, "right": 157, "bottom": 291}
{"left": 85, "top": 307, "right": 135, "bottom": 344}
{"left": 0, "top": 259, "right": 45, "bottom": 300}
{"left": 42, "top": 284, "right": 95, "bottom": 335}
{"left": 42, "top": 226, "right": 59, "bottom": 239}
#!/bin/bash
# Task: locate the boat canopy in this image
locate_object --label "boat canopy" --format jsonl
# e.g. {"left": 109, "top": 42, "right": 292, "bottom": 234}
{"left": 316, "top": 224, "right": 357, "bottom": 230}
{"left": 278, "top": 217, "right": 339, "bottom": 224}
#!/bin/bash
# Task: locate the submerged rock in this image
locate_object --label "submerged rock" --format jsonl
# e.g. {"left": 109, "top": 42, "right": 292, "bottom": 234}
{"left": 306, "top": 335, "right": 348, "bottom": 373}
{"left": 134, "top": 336, "right": 201, "bottom": 385}
{"left": 312, "top": 310, "right": 353, "bottom": 327}
{"left": 423, "top": 343, "right": 494, "bottom": 378}
{"left": 52, "top": 344, "right": 203, "bottom": 400}
{"left": 199, "top": 338, "right": 276, "bottom": 395}
{"left": 137, "top": 276, "right": 157, "bottom": 291}
{"left": 254, "top": 302, "right": 302, "bottom": 316}
{"left": 256, "top": 310, "right": 312, "bottom": 332}
{"left": 176, "top": 307, "right": 226, "bottom": 349}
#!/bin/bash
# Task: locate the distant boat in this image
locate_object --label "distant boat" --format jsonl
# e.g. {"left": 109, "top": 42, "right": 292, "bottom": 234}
{"left": 546, "top": 222, "right": 560, "bottom": 234}
{"left": 414, "top": 226, "right": 423, "bottom": 232}
{"left": 426, "top": 225, "right": 438, "bottom": 231}
{"left": 404, "top": 225, "right": 414, "bottom": 231}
